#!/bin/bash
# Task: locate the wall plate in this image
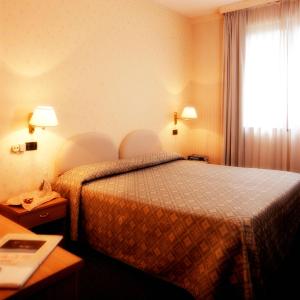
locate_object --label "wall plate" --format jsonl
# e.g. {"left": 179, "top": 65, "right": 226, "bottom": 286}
{"left": 26, "top": 142, "right": 38, "bottom": 151}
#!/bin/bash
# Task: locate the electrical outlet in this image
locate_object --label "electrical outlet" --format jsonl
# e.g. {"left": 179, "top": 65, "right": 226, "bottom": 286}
{"left": 11, "top": 145, "right": 20, "bottom": 153}
{"left": 172, "top": 129, "right": 178, "bottom": 135}
{"left": 19, "top": 144, "right": 26, "bottom": 152}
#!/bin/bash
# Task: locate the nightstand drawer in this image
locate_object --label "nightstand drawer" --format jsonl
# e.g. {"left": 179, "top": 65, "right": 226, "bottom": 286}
{"left": 0, "top": 198, "right": 68, "bottom": 230}
{"left": 18, "top": 204, "right": 67, "bottom": 228}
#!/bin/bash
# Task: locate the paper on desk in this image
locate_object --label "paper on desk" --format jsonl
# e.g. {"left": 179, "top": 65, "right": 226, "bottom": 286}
{"left": 0, "top": 266, "right": 33, "bottom": 288}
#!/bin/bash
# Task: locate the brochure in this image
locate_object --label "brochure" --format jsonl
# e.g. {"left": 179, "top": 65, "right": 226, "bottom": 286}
{"left": 0, "top": 233, "right": 62, "bottom": 288}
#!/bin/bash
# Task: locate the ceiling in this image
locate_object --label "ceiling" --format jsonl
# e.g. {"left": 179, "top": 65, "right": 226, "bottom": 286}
{"left": 152, "top": 0, "right": 239, "bottom": 17}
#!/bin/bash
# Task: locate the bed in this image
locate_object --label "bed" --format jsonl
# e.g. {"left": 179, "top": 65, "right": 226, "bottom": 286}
{"left": 54, "top": 130, "right": 300, "bottom": 299}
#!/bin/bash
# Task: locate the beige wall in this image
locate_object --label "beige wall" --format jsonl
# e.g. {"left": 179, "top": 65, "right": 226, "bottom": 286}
{"left": 0, "top": 0, "right": 193, "bottom": 200}
{"left": 0, "top": 0, "right": 224, "bottom": 201}
{"left": 189, "top": 14, "right": 224, "bottom": 164}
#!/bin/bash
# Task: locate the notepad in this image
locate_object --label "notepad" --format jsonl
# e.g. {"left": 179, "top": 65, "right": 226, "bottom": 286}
{"left": 0, "top": 234, "right": 62, "bottom": 289}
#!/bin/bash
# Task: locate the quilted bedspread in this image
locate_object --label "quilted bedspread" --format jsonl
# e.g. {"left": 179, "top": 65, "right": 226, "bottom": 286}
{"left": 54, "top": 152, "right": 300, "bottom": 299}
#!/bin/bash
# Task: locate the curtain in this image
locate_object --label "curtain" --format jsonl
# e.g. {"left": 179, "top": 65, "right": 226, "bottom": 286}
{"left": 223, "top": 0, "right": 300, "bottom": 172}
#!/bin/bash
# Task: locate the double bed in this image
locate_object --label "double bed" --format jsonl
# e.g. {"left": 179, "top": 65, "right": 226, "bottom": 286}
{"left": 54, "top": 131, "right": 300, "bottom": 299}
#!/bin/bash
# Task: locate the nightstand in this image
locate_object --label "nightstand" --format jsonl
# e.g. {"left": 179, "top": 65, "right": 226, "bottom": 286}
{"left": 187, "top": 154, "right": 209, "bottom": 163}
{"left": 0, "top": 197, "right": 68, "bottom": 236}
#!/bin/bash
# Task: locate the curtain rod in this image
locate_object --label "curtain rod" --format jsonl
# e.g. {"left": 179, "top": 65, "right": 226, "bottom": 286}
{"left": 219, "top": 0, "right": 280, "bottom": 14}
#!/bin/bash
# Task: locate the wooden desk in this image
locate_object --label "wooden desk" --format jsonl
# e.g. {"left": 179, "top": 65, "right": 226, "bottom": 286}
{"left": 0, "top": 215, "right": 83, "bottom": 300}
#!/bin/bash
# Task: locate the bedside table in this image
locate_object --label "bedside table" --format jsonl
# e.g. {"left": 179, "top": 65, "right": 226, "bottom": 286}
{"left": 0, "top": 197, "right": 68, "bottom": 233}
{"left": 187, "top": 154, "right": 209, "bottom": 163}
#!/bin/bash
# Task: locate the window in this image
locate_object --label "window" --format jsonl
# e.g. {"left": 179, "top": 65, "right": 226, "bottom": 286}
{"left": 242, "top": 19, "right": 300, "bottom": 130}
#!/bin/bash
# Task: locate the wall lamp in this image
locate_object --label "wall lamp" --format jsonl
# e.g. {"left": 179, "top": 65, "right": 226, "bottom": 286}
{"left": 29, "top": 106, "right": 58, "bottom": 134}
{"left": 174, "top": 106, "right": 198, "bottom": 125}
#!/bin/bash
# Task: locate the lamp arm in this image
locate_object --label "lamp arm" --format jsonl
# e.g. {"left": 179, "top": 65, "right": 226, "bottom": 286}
{"left": 29, "top": 124, "right": 35, "bottom": 134}
{"left": 174, "top": 112, "right": 178, "bottom": 125}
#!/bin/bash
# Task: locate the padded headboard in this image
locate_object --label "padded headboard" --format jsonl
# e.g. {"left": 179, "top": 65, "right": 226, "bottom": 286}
{"left": 56, "top": 132, "right": 118, "bottom": 175}
{"left": 119, "top": 130, "right": 162, "bottom": 159}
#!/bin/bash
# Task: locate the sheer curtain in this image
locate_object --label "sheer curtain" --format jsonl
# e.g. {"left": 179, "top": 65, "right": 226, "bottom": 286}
{"left": 224, "top": 0, "right": 300, "bottom": 172}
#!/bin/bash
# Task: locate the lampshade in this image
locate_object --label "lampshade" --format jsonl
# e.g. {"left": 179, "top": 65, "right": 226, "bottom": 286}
{"left": 29, "top": 106, "right": 58, "bottom": 127}
{"left": 181, "top": 106, "right": 198, "bottom": 120}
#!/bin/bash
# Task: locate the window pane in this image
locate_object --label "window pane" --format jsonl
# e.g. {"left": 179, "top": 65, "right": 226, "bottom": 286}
{"left": 243, "top": 26, "right": 287, "bottom": 129}
{"left": 287, "top": 26, "right": 300, "bottom": 128}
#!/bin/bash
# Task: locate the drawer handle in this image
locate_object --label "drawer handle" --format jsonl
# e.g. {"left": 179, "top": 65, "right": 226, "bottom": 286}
{"left": 39, "top": 212, "right": 49, "bottom": 218}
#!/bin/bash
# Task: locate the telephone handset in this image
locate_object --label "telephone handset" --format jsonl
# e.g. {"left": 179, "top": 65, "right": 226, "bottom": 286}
{"left": 5, "top": 180, "right": 60, "bottom": 211}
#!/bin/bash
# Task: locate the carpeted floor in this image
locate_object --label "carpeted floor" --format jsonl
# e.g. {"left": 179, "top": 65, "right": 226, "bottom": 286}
{"left": 66, "top": 242, "right": 194, "bottom": 300}
{"left": 262, "top": 236, "right": 300, "bottom": 300}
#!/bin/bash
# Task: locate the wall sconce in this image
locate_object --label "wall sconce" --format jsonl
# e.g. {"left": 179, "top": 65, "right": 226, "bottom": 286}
{"left": 174, "top": 106, "right": 198, "bottom": 125}
{"left": 29, "top": 106, "right": 58, "bottom": 134}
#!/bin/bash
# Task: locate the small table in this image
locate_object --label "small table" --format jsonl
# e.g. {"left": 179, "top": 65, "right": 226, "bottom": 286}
{"left": 0, "top": 215, "right": 83, "bottom": 300}
{"left": 0, "top": 198, "right": 68, "bottom": 229}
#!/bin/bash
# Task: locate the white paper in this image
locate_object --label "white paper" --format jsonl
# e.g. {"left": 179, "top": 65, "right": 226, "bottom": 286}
{"left": 0, "top": 266, "right": 33, "bottom": 288}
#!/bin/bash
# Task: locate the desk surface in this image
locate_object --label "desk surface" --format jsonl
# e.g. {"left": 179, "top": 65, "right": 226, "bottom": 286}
{"left": 0, "top": 215, "right": 82, "bottom": 299}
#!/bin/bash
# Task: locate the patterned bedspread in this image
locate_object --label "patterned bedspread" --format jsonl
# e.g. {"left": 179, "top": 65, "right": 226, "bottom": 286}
{"left": 54, "top": 152, "right": 300, "bottom": 299}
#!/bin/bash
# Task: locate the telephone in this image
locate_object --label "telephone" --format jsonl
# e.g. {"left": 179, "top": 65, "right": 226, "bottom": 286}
{"left": 187, "top": 154, "right": 209, "bottom": 162}
{"left": 5, "top": 180, "right": 61, "bottom": 211}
